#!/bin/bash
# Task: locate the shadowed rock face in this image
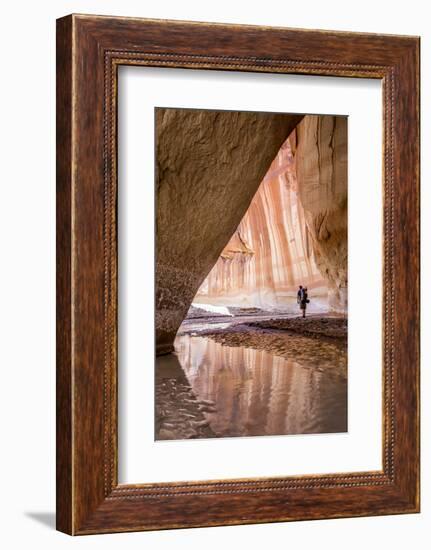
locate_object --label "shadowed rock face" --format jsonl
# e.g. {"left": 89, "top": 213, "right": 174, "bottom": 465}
{"left": 294, "top": 115, "right": 348, "bottom": 311}
{"left": 156, "top": 108, "right": 303, "bottom": 354}
{"left": 194, "top": 137, "right": 327, "bottom": 309}
{"left": 192, "top": 115, "right": 348, "bottom": 313}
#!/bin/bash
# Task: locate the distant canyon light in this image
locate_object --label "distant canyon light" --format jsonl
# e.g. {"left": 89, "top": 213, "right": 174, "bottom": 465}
{"left": 191, "top": 303, "right": 233, "bottom": 317}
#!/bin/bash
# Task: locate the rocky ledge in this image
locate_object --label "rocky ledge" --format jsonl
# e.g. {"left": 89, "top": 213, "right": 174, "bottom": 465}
{"left": 246, "top": 316, "right": 347, "bottom": 340}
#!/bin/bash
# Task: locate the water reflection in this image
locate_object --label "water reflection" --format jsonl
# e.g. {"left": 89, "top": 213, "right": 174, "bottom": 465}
{"left": 174, "top": 335, "right": 347, "bottom": 437}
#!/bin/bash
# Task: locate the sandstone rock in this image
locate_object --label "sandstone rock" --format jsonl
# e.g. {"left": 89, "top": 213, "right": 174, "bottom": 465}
{"left": 294, "top": 115, "right": 348, "bottom": 311}
{"left": 195, "top": 136, "right": 326, "bottom": 309}
{"left": 193, "top": 115, "right": 347, "bottom": 313}
{"left": 156, "top": 108, "right": 303, "bottom": 354}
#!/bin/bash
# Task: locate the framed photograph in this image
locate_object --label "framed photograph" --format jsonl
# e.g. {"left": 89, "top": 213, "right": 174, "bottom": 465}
{"left": 56, "top": 14, "right": 420, "bottom": 534}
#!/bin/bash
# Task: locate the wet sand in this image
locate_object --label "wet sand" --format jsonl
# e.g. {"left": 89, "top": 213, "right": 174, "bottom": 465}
{"left": 247, "top": 316, "right": 347, "bottom": 341}
{"left": 155, "top": 353, "right": 217, "bottom": 440}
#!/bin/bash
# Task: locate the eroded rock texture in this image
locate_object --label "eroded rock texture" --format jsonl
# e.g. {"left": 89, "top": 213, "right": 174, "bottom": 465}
{"left": 194, "top": 115, "right": 348, "bottom": 313}
{"left": 294, "top": 115, "right": 348, "bottom": 311}
{"left": 195, "top": 138, "right": 326, "bottom": 309}
{"left": 156, "top": 108, "right": 303, "bottom": 354}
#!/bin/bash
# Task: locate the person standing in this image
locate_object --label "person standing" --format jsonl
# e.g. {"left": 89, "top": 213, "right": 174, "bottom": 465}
{"left": 297, "top": 285, "right": 308, "bottom": 318}
{"left": 297, "top": 285, "right": 303, "bottom": 306}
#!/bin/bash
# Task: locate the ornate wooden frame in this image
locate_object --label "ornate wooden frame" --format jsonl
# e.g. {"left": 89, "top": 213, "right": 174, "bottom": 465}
{"left": 56, "top": 14, "right": 420, "bottom": 534}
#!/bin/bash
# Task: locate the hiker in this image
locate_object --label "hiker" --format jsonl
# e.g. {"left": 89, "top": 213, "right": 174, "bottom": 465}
{"left": 297, "top": 285, "right": 309, "bottom": 318}
{"left": 297, "top": 285, "right": 303, "bottom": 306}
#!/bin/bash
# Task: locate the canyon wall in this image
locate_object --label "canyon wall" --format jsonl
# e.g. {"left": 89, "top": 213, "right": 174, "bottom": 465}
{"left": 195, "top": 137, "right": 326, "bottom": 310}
{"left": 294, "top": 115, "right": 348, "bottom": 311}
{"left": 155, "top": 108, "right": 303, "bottom": 354}
{"left": 194, "top": 114, "right": 348, "bottom": 313}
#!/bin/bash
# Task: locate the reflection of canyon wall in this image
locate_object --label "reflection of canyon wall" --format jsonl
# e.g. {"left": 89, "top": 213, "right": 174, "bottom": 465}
{"left": 195, "top": 138, "right": 326, "bottom": 309}
{"left": 195, "top": 115, "right": 348, "bottom": 312}
{"left": 294, "top": 116, "right": 348, "bottom": 311}
{"left": 156, "top": 109, "right": 303, "bottom": 354}
{"left": 176, "top": 335, "right": 347, "bottom": 436}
